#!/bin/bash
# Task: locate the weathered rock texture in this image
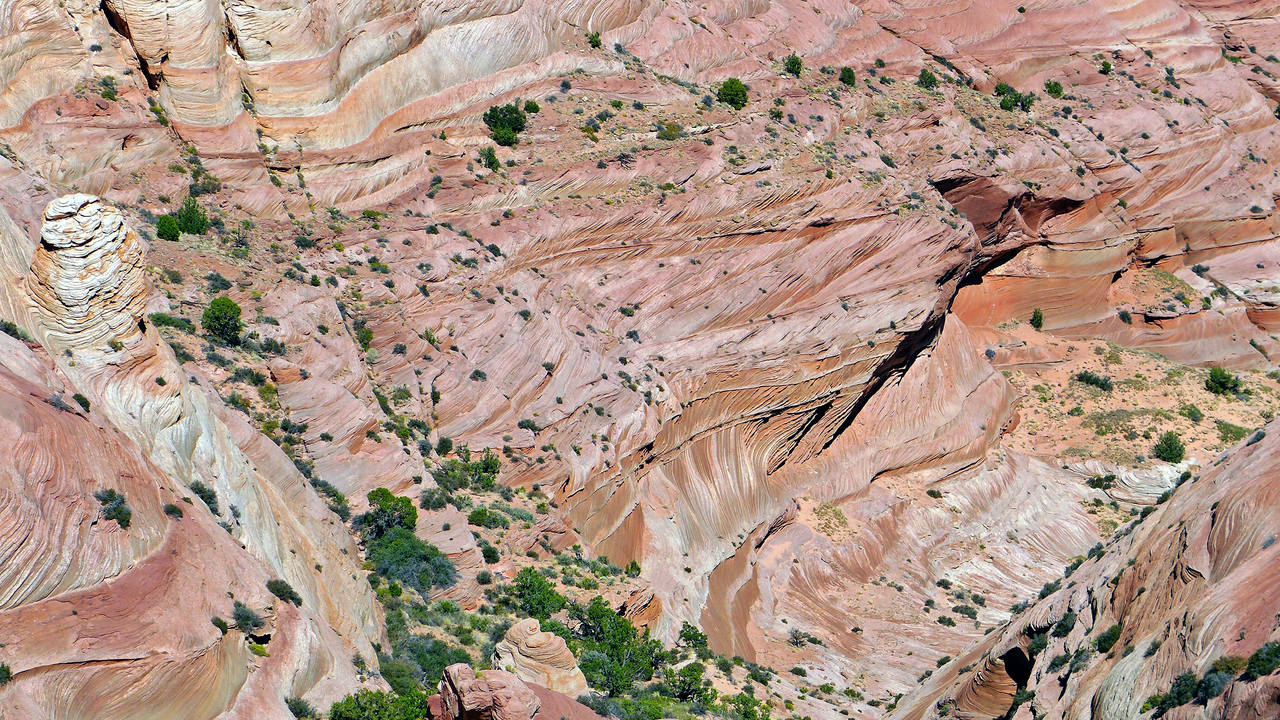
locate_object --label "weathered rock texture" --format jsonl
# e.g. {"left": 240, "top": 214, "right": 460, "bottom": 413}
{"left": 0, "top": 197, "right": 381, "bottom": 719}
{"left": 492, "top": 618, "right": 589, "bottom": 697}
{"left": 438, "top": 663, "right": 543, "bottom": 720}
{"left": 892, "top": 420, "right": 1280, "bottom": 720}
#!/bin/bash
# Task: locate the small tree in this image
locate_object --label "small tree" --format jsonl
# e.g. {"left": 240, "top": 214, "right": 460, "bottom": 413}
{"left": 156, "top": 214, "right": 180, "bottom": 241}
{"left": 1152, "top": 432, "right": 1185, "bottom": 463}
{"left": 512, "top": 567, "right": 566, "bottom": 619}
{"left": 478, "top": 146, "right": 501, "bottom": 171}
{"left": 1030, "top": 308, "right": 1044, "bottom": 330}
{"left": 203, "top": 297, "right": 242, "bottom": 345}
{"left": 917, "top": 68, "right": 939, "bottom": 89}
{"left": 1044, "top": 80, "right": 1063, "bottom": 97}
{"left": 1205, "top": 366, "right": 1242, "bottom": 395}
{"left": 783, "top": 53, "right": 803, "bottom": 76}
{"left": 175, "top": 197, "right": 208, "bottom": 235}
{"left": 483, "top": 103, "right": 527, "bottom": 146}
{"left": 716, "top": 78, "right": 749, "bottom": 110}
{"left": 839, "top": 67, "right": 856, "bottom": 86}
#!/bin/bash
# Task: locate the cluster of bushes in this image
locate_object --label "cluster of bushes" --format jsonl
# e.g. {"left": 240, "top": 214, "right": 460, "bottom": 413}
{"left": 94, "top": 489, "right": 131, "bottom": 529}
{"left": 994, "top": 82, "right": 1035, "bottom": 111}
{"left": 356, "top": 489, "right": 456, "bottom": 596}
{"left": 1074, "top": 370, "right": 1114, "bottom": 391}
{"left": 155, "top": 197, "right": 209, "bottom": 241}
{"left": 483, "top": 102, "right": 528, "bottom": 146}
{"left": 1142, "top": 645, "right": 1279, "bottom": 716}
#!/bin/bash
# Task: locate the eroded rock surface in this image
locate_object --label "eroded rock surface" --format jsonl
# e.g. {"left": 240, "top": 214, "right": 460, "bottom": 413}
{"left": 492, "top": 618, "right": 589, "bottom": 697}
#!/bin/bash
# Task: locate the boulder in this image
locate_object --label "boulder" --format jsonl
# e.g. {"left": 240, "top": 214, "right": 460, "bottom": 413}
{"left": 491, "top": 618, "right": 588, "bottom": 697}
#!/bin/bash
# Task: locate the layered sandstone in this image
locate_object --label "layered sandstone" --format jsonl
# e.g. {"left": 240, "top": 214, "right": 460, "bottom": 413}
{"left": 492, "top": 619, "right": 589, "bottom": 697}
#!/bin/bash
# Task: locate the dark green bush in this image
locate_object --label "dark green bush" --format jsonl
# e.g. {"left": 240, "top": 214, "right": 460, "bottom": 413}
{"left": 511, "top": 567, "right": 566, "bottom": 619}
{"left": 329, "top": 689, "right": 431, "bottom": 720}
{"left": 483, "top": 103, "right": 527, "bottom": 146}
{"left": 156, "top": 214, "right": 180, "bottom": 241}
{"left": 783, "top": 53, "right": 803, "bottom": 76}
{"left": 1205, "top": 367, "right": 1242, "bottom": 395}
{"left": 366, "top": 527, "right": 456, "bottom": 593}
{"left": 267, "top": 579, "right": 303, "bottom": 606}
{"left": 202, "top": 297, "right": 242, "bottom": 345}
{"left": 190, "top": 481, "right": 220, "bottom": 514}
{"left": 94, "top": 489, "right": 131, "bottom": 529}
{"left": 286, "top": 696, "right": 316, "bottom": 718}
{"left": 1243, "top": 641, "right": 1280, "bottom": 680}
{"left": 716, "top": 78, "right": 749, "bottom": 109}
{"left": 354, "top": 488, "right": 418, "bottom": 542}
{"left": 233, "top": 600, "right": 264, "bottom": 633}
{"left": 1152, "top": 432, "right": 1185, "bottom": 463}
{"left": 1095, "top": 624, "right": 1122, "bottom": 652}
{"left": 1074, "top": 370, "right": 1113, "bottom": 391}
{"left": 176, "top": 197, "right": 208, "bottom": 235}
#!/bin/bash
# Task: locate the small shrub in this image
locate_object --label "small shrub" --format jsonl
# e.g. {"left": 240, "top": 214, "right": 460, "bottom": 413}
{"left": 1074, "top": 370, "right": 1113, "bottom": 391}
{"left": 163, "top": 503, "right": 184, "bottom": 519}
{"left": 0, "top": 663, "right": 10, "bottom": 685}
{"left": 1242, "top": 641, "right": 1280, "bottom": 680}
{"left": 1205, "top": 366, "right": 1242, "bottom": 395}
{"left": 917, "top": 68, "right": 939, "bottom": 89}
{"left": 1152, "top": 432, "right": 1185, "bottom": 463}
{"left": 586, "top": 31, "right": 602, "bottom": 48}
{"left": 839, "top": 67, "right": 856, "bottom": 86}
{"left": 1030, "top": 308, "right": 1044, "bottom": 330}
{"left": 286, "top": 696, "right": 317, "bottom": 719}
{"left": 94, "top": 489, "right": 131, "bottom": 529}
{"left": 1044, "top": 80, "right": 1063, "bottom": 97}
{"left": 267, "top": 579, "right": 303, "bottom": 606}
{"left": 717, "top": 78, "right": 749, "bottom": 109}
{"left": 156, "top": 214, "right": 180, "bottom": 241}
{"left": 233, "top": 600, "right": 264, "bottom": 633}
{"left": 783, "top": 53, "right": 803, "bottom": 76}
{"left": 1095, "top": 624, "right": 1122, "bottom": 652}
{"left": 202, "top": 297, "right": 242, "bottom": 345}
{"left": 190, "top": 481, "right": 220, "bottom": 514}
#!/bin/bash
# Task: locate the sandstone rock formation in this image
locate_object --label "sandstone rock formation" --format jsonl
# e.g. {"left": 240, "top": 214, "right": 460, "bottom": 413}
{"left": 438, "top": 663, "right": 543, "bottom": 720}
{"left": 492, "top": 618, "right": 589, "bottom": 697}
{"left": 0, "top": 196, "right": 381, "bottom": 719}
{"left": 892, "top": 419, "right": 1280, "bottom": 720}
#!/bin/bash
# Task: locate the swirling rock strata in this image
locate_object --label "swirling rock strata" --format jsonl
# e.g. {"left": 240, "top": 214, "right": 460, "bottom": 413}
{"left": 492, "top": 618, "right": 589, "bottom": 697}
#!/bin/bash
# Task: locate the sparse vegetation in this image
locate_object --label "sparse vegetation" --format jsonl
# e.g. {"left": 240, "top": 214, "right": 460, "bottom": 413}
{"left": 94, "top": 489, "right": 131, "bottom": 529}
